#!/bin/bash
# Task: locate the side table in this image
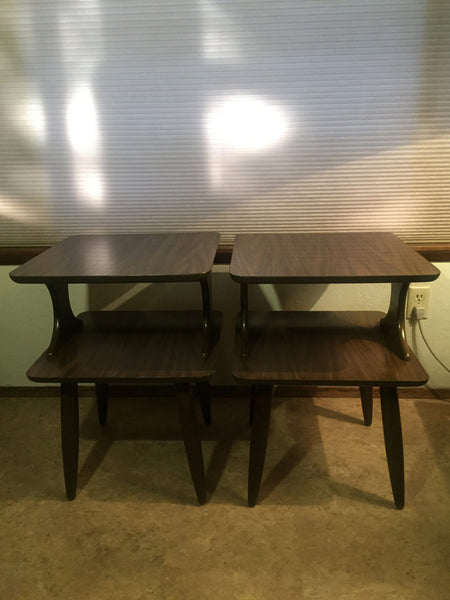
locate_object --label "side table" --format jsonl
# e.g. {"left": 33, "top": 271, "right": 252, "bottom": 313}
{"left": 10, "top": 232, "right": 221, "bottom": 503}
{"left": 230, "top": 232, "right": 440, "bottom": 508}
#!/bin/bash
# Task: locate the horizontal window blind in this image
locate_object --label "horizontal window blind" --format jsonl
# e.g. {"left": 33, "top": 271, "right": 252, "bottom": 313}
{"left": 1, "top": 0, "right": 449, "bottom": 246}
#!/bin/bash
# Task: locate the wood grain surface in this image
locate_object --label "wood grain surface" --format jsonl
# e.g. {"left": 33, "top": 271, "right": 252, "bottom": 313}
{"left": 232, "top": 311, "right": 428, "bottom": 386}
{"left": 230, "top": 232, "right": 440, "bottom": 283}
{"left": 27, "top": 311, "right": 221, "bottom": 383}
{"left": 10, "top": 232, "right": 220, "bottom": 283}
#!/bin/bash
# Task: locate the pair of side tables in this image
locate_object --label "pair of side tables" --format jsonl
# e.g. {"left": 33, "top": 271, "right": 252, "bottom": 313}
{"left": 10, "top": 231, "right": 440, "bottom": 508}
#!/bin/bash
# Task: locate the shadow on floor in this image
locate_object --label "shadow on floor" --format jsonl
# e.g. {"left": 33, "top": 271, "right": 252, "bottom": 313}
{"left": 0, "top": 392, "right": 398, "bottom": 508}
{"left": 413, "top": 398, "right": 450, "bottom": 493}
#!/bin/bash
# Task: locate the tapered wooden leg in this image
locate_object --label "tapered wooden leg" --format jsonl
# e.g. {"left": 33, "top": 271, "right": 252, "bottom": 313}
{"left": 248, "top": 385, "right": 272, "bottom": 507}
{"left": 359, "top": 386, "right": 373, "bottom": 426}
{"left": 95, "top": 383, "right": 108, "bottom": 425}
{"left": 177, "top": 383, "right": 207, "bottom": 505}
{"left": 200, "top": 276, "right": 213, "bottom": 358}
{"left": 197, "top": 382, "right": 211, "bottom": 425}
{"left": 249, "top": 385, "right": 256, "bottom": 425}
{"left": 60, "top": 382, "right": 79, "bottom": 500}
{"left": 380, "top": 386, "right": 405, "bottom": 509}
{"left": 96, "top": 382, "right": 108, "bottom": 425}
{"left": 240, "top": 284, "right": 249, "bottom": 359}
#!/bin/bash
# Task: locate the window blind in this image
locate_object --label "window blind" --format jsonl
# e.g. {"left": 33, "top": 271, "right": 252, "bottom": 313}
{"left": 1, "top": 0, "right": 449, "bottom": 246}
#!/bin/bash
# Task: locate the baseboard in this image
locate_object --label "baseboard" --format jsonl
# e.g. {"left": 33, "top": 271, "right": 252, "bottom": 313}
{"left": 0, "top": 384, "right": 447, "bottom": 400}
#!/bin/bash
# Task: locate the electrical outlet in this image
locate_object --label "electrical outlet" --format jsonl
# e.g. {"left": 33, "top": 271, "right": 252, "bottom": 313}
{"left": 406, "top": 285, "right": 431, "bottom": 319}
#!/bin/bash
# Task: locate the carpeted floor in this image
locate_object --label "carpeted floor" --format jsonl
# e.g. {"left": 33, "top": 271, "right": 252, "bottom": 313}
{"left": 0, "top": 390, "right": 449, "bottom": 599}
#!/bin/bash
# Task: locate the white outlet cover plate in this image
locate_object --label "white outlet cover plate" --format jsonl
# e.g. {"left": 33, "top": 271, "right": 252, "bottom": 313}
{"left": 406, "top": 284, "right": 431, "bottom": 318}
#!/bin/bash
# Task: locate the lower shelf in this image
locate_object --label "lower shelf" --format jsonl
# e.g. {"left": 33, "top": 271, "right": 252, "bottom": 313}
{"left": 28, "top": 310, "right": 221, "bottom": 383}
{"left": 232, "top": 311, "right": 428, "bottom": 387}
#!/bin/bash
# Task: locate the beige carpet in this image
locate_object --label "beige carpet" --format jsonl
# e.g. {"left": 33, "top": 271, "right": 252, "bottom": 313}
{"left": 0, "top": 390, "right": 449, "bottom": 599}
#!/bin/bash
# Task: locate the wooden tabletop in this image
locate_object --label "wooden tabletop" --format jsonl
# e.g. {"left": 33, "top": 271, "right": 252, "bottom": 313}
{"left": 230, "top": 232, "right": 440, "bottom": 283}
{"left": 232, "top": 311, "right": 428, "bottom": 386}
{"left": 27, "top": 311, "right": 222, "bottom": 383}
{"left": 10, "top": 232, "right": 220, "bottom": 283}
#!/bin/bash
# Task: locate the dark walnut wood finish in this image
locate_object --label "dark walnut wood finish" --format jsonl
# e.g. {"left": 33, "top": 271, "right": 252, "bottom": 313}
{"left": 232, "top": 312, "right": 428, "bottom": 387}
{"left": 11, "top": 232, "right": 220, "bottom": 358}
{"left": 232, "top": 232, "right": 439, "bottom": 361}
{"left": 28, "top": 311, "right": 221, "bottom": 383}
{"left": 230, "top": 232, "right": 440, "bottom": 283}
{"left": 10, "top": 232, "right": 220, "bottom": 282}
{"left": 31, "top": 311, "right": 221, "bottom": 505}
{"left": 10, "top": 232, "right": 221, "bottom": 504}
{"left": 230, "top": 232, "right": 440, "bottom": 509}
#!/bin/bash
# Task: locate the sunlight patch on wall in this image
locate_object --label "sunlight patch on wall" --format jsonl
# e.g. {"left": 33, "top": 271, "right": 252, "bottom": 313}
{"left": 66, "top": 86, "right": 99, "bottom": 154}
{"left": 206, "top": 95, "right": 287, "bottom": 151}
{"left": 200, "top": 0, "right": 241, "bottom": 63}
{"left": 11, "top": 94, "right": 47, "bottom": 145}
{"left": 65, "top": 84, "right": 104, "bottom": 206}
{"left": 0, "top": 196, "right": 36, "bottom": 223}
{"left": 59, "top": 0, "right": 105, "bottom": 208}
{"left": 205, "top": 95, "right": 289, "bottom": 190}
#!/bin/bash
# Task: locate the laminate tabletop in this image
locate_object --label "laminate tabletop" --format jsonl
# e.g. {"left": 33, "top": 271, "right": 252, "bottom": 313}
{"left": 27, "top": 311, "right": 222, "bottom": 383}
{"left": 10, "top": 232, "right": 220, "bottom": 283}
{"left": 232, "top": 311, "right": 428, "bottom": 386}
{"left": 230, "top": 232, "right": 440, "bottom": 283}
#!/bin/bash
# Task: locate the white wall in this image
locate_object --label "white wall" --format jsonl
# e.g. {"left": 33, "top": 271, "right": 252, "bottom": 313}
{"left": 1, "top": 263, "right": 449, "bottom": 390}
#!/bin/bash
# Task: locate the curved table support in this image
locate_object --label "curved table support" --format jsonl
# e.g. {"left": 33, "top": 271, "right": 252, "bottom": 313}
{"left": 46, "top": 283, "right": 82, "bottom": 357}
{"left": 380, "top": 282, "right": 411, "bottom": 360}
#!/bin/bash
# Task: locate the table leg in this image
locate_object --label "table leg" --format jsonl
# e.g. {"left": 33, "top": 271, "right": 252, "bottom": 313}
{"left": 96, "top": 382, "right": 108, "bottom": 425}
{"left": 380, "top": 386, "right": 405, "bottom": 509}
{"left": 249, "top": 384, "right": 256, "bottom": 425}
{"left": 240, "top": 283, "right": 249, "bottom": 359}
{"left": 46, "top": 283, "right": 82, "bottom": 357}
{"left": 177, "top": 383, "right": 207, "bottom": 505}
{"left": 248, "top": 385, "right": 272, "bottom": 507}
{"left": 200, "top": 275, "right": 212, "bottom": 358}
{"left": 60, "top": 382, "right": 79, "bottom": 500}
{"left": 380, "top": 282, "right": 411, "bottom": 360}
{"left": 197, "top": 382, "right": 211, "bottom": 425}
{"left": 359, "top": 386, "right": 373, "bottom": 426}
